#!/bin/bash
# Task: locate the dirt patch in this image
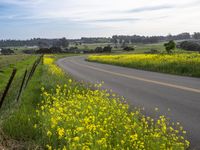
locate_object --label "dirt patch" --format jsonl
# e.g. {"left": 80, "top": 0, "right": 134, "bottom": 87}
{"left": 0, "top": 129, "right": 42, "bottom": 150}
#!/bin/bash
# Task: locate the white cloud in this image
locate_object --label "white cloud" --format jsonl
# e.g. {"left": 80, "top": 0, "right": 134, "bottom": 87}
{"left": 0, "top": 0, "right": 200, "bottom": 38}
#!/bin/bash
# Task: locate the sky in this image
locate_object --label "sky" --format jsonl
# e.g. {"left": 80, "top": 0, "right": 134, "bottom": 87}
{"left": 0, "top": 0, "right": 200, "bottom": 39}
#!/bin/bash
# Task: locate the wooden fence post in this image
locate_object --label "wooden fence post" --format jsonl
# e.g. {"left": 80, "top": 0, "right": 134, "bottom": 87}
{"left": 24, "top": 61, "right": 37, "bottom": 88}
{"left": 16, "top": 69, "right": 27, "bottom": 102}
{"left": 0, "top": 69, "right": 17, "bottom": 108}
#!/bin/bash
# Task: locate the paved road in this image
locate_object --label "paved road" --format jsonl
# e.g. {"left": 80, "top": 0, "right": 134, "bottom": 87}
{"left": 57, "top": 56, "right": 200, "bottom": 149}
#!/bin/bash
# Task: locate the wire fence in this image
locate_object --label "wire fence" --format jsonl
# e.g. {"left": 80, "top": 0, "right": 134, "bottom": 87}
{"left": 0, "top": 55, "right": 43, "bottom": 110}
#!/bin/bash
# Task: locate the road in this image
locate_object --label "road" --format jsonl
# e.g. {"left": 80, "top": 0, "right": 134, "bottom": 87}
{"left": 57, "top": 56, "right": 200, "bottom": 149}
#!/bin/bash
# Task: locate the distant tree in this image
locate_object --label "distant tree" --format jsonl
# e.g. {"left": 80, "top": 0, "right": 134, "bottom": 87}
{"left": 121, "top": 41, "right": 127, "bottom": 48}
{"left": 123, "top": 46, "right": 135, "bottom": 51}
{"left": 103, "top": 45, "right": 112, "bottom": 53}
{"left": 94, "top": 47, "right": 103, "bottom": 53}
{"left": 193, "top": 32, "right": 200, "bottom": 39}
{"left": 75, "top": 42, "right": 79, "bottom": 46}
{"left": 38, "top": 41, "right": 49, "bottom": 49}
{"left": 179, "top": 41, "right": 200, "bottom": 52}
{"left": 112, "top": 38, "right": 118, "bottom": 48}
{"left": 164, "top": 40, "right": 176, "bottom": 53}
{"left": 1, "top": 48, "right": 14, "bottom": 55}
{"left": 69, "top": 47, "right": 78, "bottom": 50}
{"left": 176, "top": 33, "right": 191, "bottom": 40}
{"left": 145, "top": 49, "right": 159, "bottom": 54}
{"left": 119, "top": 39, "right": 123, "bottom": 44}
{"left": 49, "top": 46, "right": 62, "bottom": 53}
{"left": 60, "top": 37, "right": 69, "bottom": 48}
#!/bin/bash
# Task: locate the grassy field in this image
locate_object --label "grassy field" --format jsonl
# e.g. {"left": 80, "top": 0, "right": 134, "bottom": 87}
{"left": 71, "top": 42, "right": 187, "bottom": 54}
{"left": 0, "top": 54, "right": 189, "bottom": 149}
{"left": 0, "top": 55, "right": 37, "bottom": 92}
{"left": 88, "top": 53, "right": 200, "bottom": 77}
{"left": 0, "top": 55, "right": 39, "bottom": 128}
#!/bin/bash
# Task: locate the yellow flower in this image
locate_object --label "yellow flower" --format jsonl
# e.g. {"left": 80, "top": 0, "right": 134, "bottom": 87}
{"left": 73, "top": 136, "right": 80, "bottom": 142}
{"left": 46, "top": 144, "right": 52, "bottom": 150}
{"left": 57, "top": 127, "right": 65, "bottom": 138}
{"left": 47, "top": 130, "right": 52, "bottom": 137}
{"left": 130, "top": 134, "right": 138, "bottom": 141}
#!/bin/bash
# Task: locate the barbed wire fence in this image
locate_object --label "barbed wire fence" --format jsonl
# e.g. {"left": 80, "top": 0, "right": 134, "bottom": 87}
{"left": 0, "top": 55, "right": 43, "bottom": 110}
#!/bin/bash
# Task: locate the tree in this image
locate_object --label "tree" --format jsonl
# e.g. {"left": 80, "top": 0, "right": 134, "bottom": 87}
{"left": 1, "top": 48, "right": 14, "bottom": 55}
{"left": 164, "top": 40, "right": 176, "bottom": 53}
{"left": 38, "top": 41, "right": 49, "bottom": 49}
{"left": 103, "top": 45, "right": 112, "bottom": 53}
{"left": 123, "top": 46, "right": 135, "bottom": 51}
{"left": 60, "top": 37, "right": 69, "bottom": 48}
{"left": 179, "top": 41, "right": 200, "bottom": 52}
{"left": 94, "top": 47, "right": 103, "bottom": 53}
{"left": 193, "top": 32, "right": 200, "bottom": 39}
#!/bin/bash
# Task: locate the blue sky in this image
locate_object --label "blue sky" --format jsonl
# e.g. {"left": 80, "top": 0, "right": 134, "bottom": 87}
{"left": 0, "top": 0, "right": 200, "bottom": 39}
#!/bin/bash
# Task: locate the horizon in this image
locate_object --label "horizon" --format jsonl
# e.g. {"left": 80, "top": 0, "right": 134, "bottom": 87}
{"left": 0, "top": 32, "right": 198, "bottom": 41}
{"left": 0, "top": 0, "right": 200, "bottom": 39}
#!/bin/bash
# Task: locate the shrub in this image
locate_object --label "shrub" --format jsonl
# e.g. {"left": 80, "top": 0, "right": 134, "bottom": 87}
{"left": 123, "top": 46, "right": 135, "bottom": 51}
{"left": 164, "top": 40, "right": 176, "bottom": 53}
{"left": 179, "top": 41, "right": 200, "bottom": 52}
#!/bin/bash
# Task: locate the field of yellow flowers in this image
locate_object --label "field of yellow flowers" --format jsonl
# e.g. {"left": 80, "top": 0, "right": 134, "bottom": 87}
{"left": 32, "top": 55, "right": 189, "bottom": 149}
{"left": 88, "top": 53, "right": 200, "bottom": 77}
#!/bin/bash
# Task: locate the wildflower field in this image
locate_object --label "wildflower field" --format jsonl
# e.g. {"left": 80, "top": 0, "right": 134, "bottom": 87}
{"left": 87, "top": 53, "right": 200, "bottom": 77}
{"left": 1, "top": 55, "right": 190, "bottom": 149}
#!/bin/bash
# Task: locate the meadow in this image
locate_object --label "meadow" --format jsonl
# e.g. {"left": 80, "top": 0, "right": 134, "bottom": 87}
{"left": 0, "top": 55, "right": 38, "bottom": 119}
{"left": 0, "top": 54, "right": 189, "bottom": 149}
{"left": 88, "top": 53, "right": 200, "bottom": 77}
{"left": 0, "top": 55, "right": 37, "bottom": 91}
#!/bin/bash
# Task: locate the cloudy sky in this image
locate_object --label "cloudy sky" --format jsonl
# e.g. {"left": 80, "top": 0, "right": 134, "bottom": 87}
{"left": 0, "top": 0, "right": 200, "bottom": 39}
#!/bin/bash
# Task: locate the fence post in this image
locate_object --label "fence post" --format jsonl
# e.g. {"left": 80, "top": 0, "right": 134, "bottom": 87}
{"left": 0, "top": 68, "right": 17, "bottom": 108}
{"left": 16, "top": 69, "right": 27, "bottom": 102}
{"left": 24, "top": 61, "right": 37, "bottom": 88}
{"left": 25, "top": 56, "right": 42, "bottom": 88}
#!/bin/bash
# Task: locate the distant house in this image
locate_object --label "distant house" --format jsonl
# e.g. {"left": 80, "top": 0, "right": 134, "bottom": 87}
{"left": 0, "top": 48, "right": 2, "bottom": 55}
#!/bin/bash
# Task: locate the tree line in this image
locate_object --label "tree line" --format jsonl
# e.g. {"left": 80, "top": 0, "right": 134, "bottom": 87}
{"left": 0, "top": 32, "right": 200, "bottom": 47}
{"left": 112, "top": 32, "right": 200, "bottom": 44}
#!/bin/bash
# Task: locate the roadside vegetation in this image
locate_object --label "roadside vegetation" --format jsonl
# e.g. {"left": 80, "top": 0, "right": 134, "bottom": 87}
{"left": 0, "top": 54, "right": 190, "bottom": 149}
{"left": 88, "top": 53, "right": 200, "bottom": 77}
{"left": 0, "top": 55, "right": 37, "bottom": 91}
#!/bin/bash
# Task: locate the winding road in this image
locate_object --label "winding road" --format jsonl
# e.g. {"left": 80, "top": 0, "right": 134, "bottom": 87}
{"left": 57, "top": 56, "right": 200, "bottom": 149}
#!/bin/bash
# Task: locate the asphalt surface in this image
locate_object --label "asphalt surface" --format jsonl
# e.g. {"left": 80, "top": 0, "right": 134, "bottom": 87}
{"left": 57, "top": 56, "right": 200, "bottom": 149}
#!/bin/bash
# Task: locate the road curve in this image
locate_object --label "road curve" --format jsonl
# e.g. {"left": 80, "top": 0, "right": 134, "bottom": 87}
{"left": 57, "top": 56, "right": 200, "bottom": 149}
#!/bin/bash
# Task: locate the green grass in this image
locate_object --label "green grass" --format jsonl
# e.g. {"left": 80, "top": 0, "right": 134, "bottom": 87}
{"left": 1, "top": 54, "right": 190, "bottom": 149}
{"left": 0, "top": 55, "right": 39, "bottom": 117}
{"left": 0, "top": 55, "right": 37, "bottom": 91}
{"left": 0, "top": 54, "right": 74, "bottom": 148}
{"left": 87, "top": 53, "right": 200, "bottom": 77}
{"left": 1, "top": 64, "right": 42, "bottom": 149}
{"left": 71, "top": 42, "right": 188, "bottom": 54}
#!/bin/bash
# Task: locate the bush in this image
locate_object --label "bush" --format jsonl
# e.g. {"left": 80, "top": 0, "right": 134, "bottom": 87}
{"left": 0, "top": 48, "right": 14, "bottom": 55}
{"left": 179, "top": 41, "right": 200, "bottom": 52}
{"left": 36, "top": 47, "right": 62, "bottom": 54}
{"left": 94, "top": 47, "right": 103, "bottom": 53}
{"left": 164, "top": 40, "right": 176, "bottom": 53}
{"left": 103, "top": 45, "right": 112, "bottom": 53}
{"left": 69, "top": 47, "right": 78, "bottom": 50}
{"left": 145, "top": 49, "right": 159, "bottom": 54}
{"left": 123, "top": 46, "right": 135, "bottom": 51}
